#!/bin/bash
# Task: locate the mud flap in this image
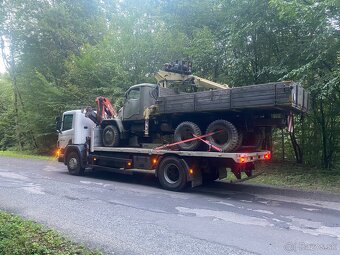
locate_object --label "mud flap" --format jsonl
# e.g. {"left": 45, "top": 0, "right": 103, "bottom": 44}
{"left": 190, "top": 169, "right": 202, "bottom": 187}
{"left": 218, "top": 167, "right": 228, "bottom": 179}
{"left": 245, "top": 162, "right": 255, "bottom": 177}
{"left": 231, "top": 162, "right": 255, "bottom": 179}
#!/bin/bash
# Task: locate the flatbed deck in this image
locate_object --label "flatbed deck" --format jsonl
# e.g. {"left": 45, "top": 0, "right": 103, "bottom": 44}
{"left": 91, "top": 146, "right": 270, "bottom": 164}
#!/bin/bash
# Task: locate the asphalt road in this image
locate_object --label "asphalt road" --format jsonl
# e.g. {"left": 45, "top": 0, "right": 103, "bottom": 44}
{"left": 0, "top": 156, "right": 340, "bottom": 255}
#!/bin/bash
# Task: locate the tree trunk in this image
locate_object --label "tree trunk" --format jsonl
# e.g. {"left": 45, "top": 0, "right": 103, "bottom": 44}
{"left": 289, "top": 115, "right": 303, "bottom": 163}
{"left": 319, "top": 100, "right": 330, "bottom": 169}
{"left": 13, "top": 77, "right": 23, "bottom": 151}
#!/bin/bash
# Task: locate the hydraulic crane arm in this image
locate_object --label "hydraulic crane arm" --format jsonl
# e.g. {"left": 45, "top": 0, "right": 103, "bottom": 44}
{"left": 96, "top": 96, "right": 118, "bottom": 122}
{"left": 154, "top": 61, "right": 228, "bottom": 90}
{"left": 85, "top": 96, "right": 117, "bottom": 125}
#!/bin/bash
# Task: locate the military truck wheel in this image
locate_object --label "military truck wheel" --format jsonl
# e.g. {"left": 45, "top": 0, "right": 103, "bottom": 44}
{"left": 242, "top": 128, "right": 264, "bottom": 149}
{"left": 174, "top": 121, "right": 202, "bottom": 151}
{"left": 157, "top": 156, "right": 188, "bottom": 191}
{"left": 103, "top": 125, "right": 120, "bottom": 147}
{"left": 206, "top": 120, "right": 239, "bottom": 152}
{"left": 253, "top": 128, "right": 265, "bottom": 149}
{"left": 233, "top": 131, "right": 243, "bottom": 152}
{"left": 67, "top": 151, "right": 85, "bottom": 176}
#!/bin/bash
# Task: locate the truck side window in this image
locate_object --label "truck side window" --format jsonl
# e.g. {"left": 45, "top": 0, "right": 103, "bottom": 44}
{"left": 127, "top": 88, "right": 140, "bottom": 100}
{"left": 62, "top": 114, "right": 73, "bottom": 131}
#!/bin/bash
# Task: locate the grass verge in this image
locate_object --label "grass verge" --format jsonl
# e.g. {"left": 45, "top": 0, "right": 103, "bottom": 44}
{"left": 0, "top": 151, "right": 54, "bottom": 161}
{"left": 0, "top": 210, "right": 101, "bottom": 255}
{"left": 226, "top": 161, "right": 340, "bottom": 194}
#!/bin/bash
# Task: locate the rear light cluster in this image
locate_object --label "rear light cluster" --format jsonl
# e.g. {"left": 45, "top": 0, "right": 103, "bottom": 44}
{"left": 264, "top": 152, "right": 271, "bottom": 160}
{"left": 238, "top": 152, "right": 271, "bottom": 163}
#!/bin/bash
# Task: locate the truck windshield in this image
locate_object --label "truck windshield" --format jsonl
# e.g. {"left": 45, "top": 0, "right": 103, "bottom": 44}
{"left": 127, "top": 88, "right": 140, "bottom": 100}
{"left": 62, "top": 114, "right": 73, "bottom": 131}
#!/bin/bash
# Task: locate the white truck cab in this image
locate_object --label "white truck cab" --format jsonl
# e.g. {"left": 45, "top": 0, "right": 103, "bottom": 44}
{"left": 57, "top": 110, "right": 96, "bottom": 162}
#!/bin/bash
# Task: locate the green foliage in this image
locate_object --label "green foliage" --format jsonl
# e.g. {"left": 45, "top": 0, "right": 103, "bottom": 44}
{"left": 0, "top": 75, "right": 15, "bottom": 150}
{"left": 0, "top": 0, "right": 338, "bottom": 168}
{"left": 0, "top": 150, "right": 54, "bottom": 160}
{"left": 0, "top": 210, "right": 101, "bottom": 255}
{"left": 248, "top": 161, "right": 340, "bottom": 194}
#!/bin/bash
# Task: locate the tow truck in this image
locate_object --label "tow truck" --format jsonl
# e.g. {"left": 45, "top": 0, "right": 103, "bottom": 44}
{"left": 56, "top": 109, "right": 271, "bottom": 191}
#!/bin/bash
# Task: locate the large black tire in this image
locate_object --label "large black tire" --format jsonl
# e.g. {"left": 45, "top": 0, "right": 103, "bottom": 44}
{"left": 102, "top": 125, "right": 120, "bottom": 147}
{"left": 174, "top": 121, "right": 202, "bottom": 151}
{"left": 253, "top": 128, "right": 265, "bottom": 149}
{"left": 242, "top": 128, "right": 264, "bottom": 149}
{"left": 206, "top": 120, "right": 239, "bottom": 152}
{"left": 233, "top": 131, "right": 244, "bottom": 152}
{"left": 66, "top": 151, "right": 85, "bottom": 176}
{"left": 157, "top": 156, "right": 188, "bottom": 191}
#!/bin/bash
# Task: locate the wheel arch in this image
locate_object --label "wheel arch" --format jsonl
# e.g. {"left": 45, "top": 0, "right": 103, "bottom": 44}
{"left": 156, "top": 154, "right": 194, "bottom": 182}
{"left": 64, "top": 144, "right": 87, "bottom": 168}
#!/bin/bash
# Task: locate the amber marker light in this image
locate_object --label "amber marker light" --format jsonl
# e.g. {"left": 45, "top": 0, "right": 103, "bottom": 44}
{"left": 189, "top": 169, "right": 194, "bottom": 175}
{"left": 240, "top": 156, "right": 246, "bottom": 163}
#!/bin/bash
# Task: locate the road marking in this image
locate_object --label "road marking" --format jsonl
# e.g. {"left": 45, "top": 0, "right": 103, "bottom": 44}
{"left": 22, "top": 185, "right": 45, "bottom": 195}
{"left": 176, "top": 206, "right": 273, "bottom": 227}
{"left": 254, "top": 194, "right": 340, "bottom": 211}
{"left": 0, "top": 171, "right": 28, "bottom": 180}
{"left": 80, "top": 180, "right": 105, "bottom": 186}
{"left": 215, "top": 201, "right": 236, "bottom": 207}
{"left": 251, "top": 209, "right": 274, "bottom": 215}
{"left": 302, "top": 207, "right": 321, "bottom": 212}
{"left": 285, "top": 216, "right": 340, "bottom": 240}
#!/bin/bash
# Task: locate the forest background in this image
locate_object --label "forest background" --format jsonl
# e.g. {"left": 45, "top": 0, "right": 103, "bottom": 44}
{"left": 0, "top": 0, "right": 338, "bottom": 169}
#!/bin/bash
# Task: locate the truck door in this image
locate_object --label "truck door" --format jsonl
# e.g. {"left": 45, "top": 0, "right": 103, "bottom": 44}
{"left": 58, "top": 113, "right": 74, "bottom": 149}
{"left": 123, "top": 86, "right": 141, "bottom": 120}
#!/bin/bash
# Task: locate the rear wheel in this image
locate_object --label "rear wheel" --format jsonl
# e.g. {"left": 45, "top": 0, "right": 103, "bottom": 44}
{"left": 102, "top": 125, "right": 120, "bottom": 147}
{"left": 157, "top": 156, "right": 188, "bottom": 191}
{"left": 206, "top": 120, "right": 239, "bottom": 152}
{"left": 174, "top": 121, "right": 202, "bottom": 151}
{"left": 67, "top": 151, "right": 85, "bottom": 176}
{"left": 233, "top": 131, "right": 244, "bottom": 152}
{"left": 242, "top": 128, "right": 264, "bottom": 149}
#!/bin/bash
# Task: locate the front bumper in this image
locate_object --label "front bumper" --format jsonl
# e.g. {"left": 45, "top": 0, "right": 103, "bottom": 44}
{"left": 58, "top": 154, "right": 64, "bottom": 163}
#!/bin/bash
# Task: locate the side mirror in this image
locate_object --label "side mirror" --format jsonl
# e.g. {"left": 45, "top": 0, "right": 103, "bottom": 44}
{"left": 55, "top": 116, "right": 62, "bottom": 133}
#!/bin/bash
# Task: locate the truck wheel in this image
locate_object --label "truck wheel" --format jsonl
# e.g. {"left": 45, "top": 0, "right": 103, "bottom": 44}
{"left": 242, "top": 128, "right": 264, "bottom": 149}
{"left": 67, "top": 151, "right": 85, "bottom": 176}
{"left": 253, "top": 128, "right": 264, "bottom": 149}
{"left": 157, "top": 156, "right": 188, "bottom": 191}
{"left": 174, "top": 121, "right": 202, "bottom": 151}
{"left": 233, "top": 131, "right": 243, "bottom": 152}
{"left": 103, "top": 125, "right": 120, "bottom": 147}
{"left": 206, "top": 120, "right": 239, "bottom": 152}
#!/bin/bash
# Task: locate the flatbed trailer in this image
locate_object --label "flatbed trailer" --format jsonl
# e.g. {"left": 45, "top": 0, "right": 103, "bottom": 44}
{"left": 60, "top": 122, "right": 271, "bottom": 191}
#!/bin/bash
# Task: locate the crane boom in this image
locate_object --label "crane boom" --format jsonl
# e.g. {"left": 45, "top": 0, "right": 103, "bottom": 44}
{"left": 154, "top": 60, "right": 228, "bottom": 90}
{"left": 85, "top": 96, "right": 117, "bottom": 125}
